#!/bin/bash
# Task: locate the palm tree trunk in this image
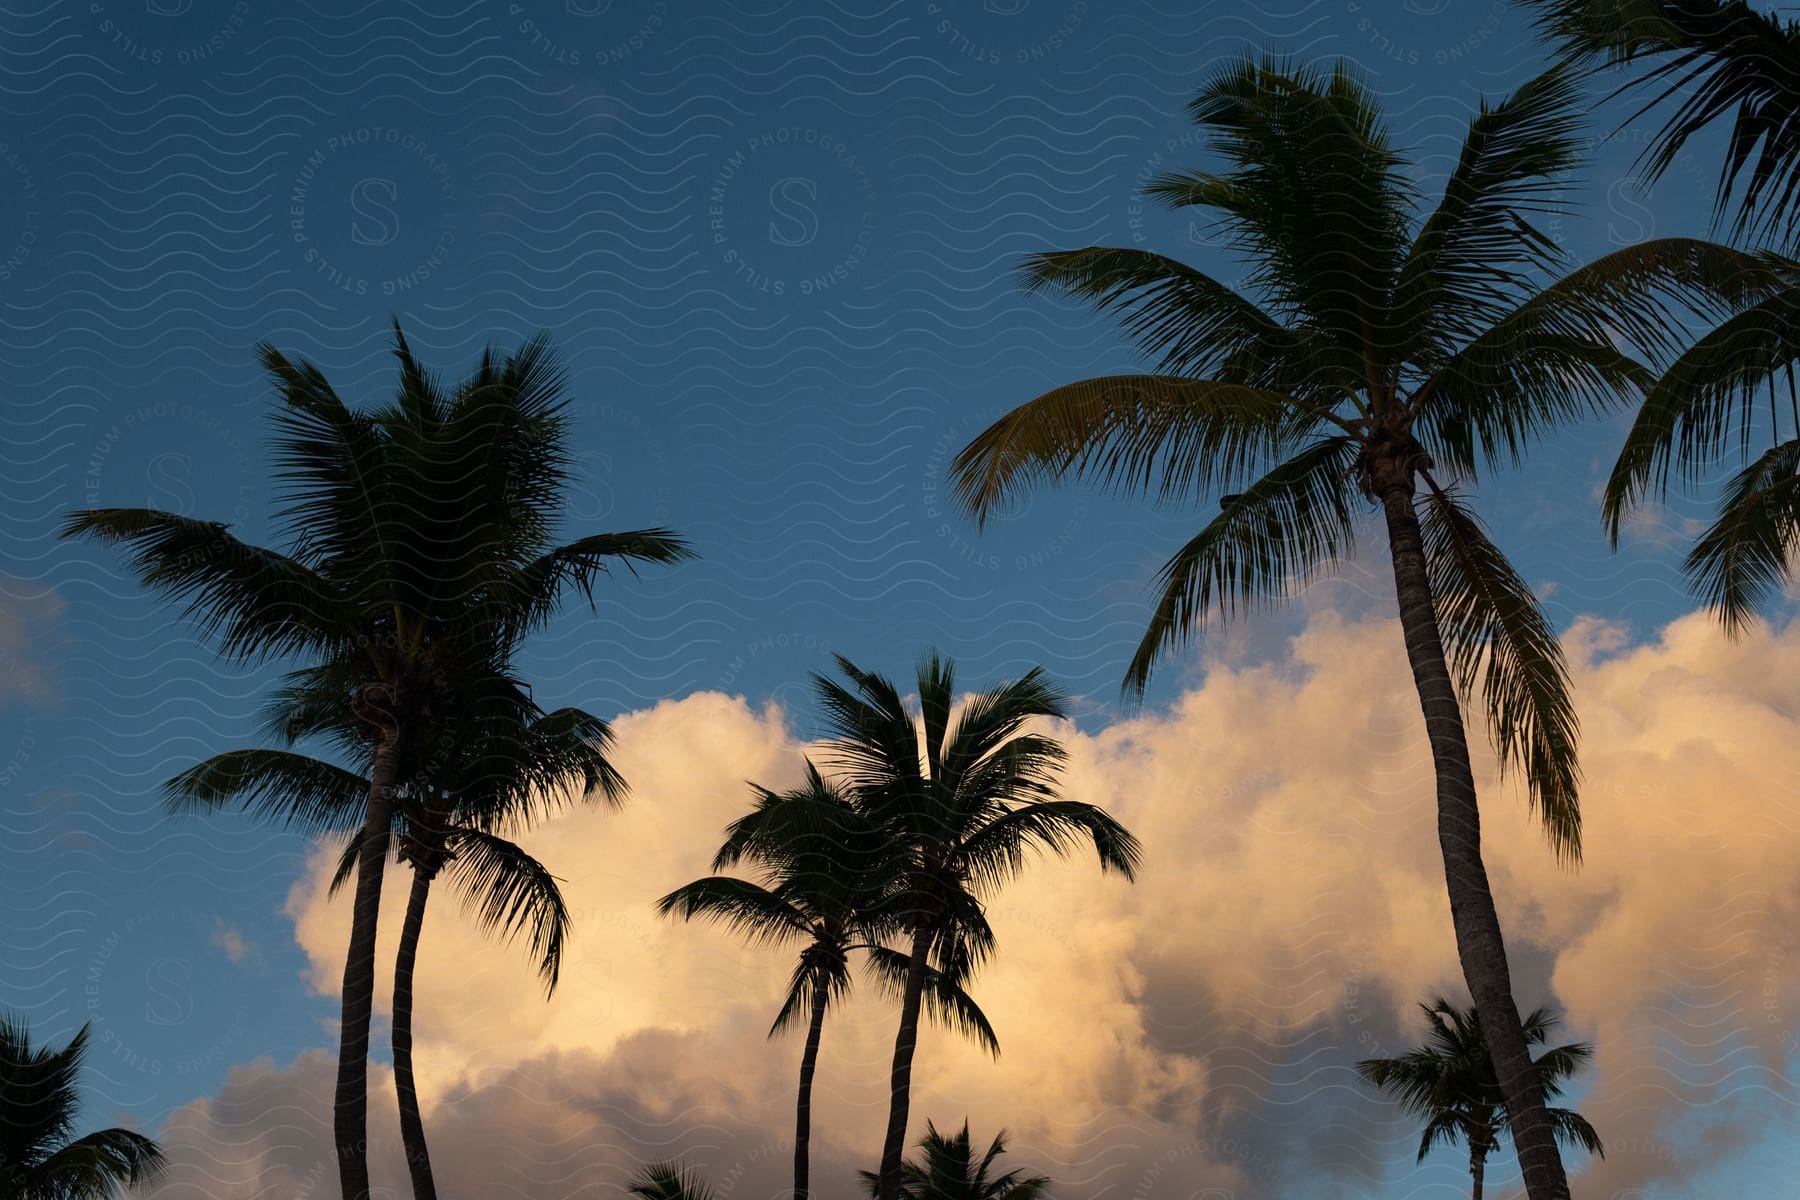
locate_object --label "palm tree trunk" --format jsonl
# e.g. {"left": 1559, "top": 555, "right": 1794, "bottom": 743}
{"left": 335, "top": 724, "right": 400, "bottom": 1200}
{"left": 793, "top": 978, "right": 830, "bottom": 1200}
{"left": 394, "top": 864, "right": 438, "bottom": 1200}
{"left": 1470, "top": 1141, "right": 1487, "bottom": 1200}
{"left": 874, "top": 926, "right": 933, "bottom": 1200}
{"left": 1378, "top": 485, "right": 1570, "bottom": 1200}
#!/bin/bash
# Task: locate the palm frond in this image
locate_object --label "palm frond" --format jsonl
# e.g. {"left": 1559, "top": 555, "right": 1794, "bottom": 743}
{"left": 1418, "top": 239, "right": 1766, "bottom": 478}
{"left": 953, "top": 800, "right": 1142, "bottom": 893}
{"left": 443, "top": 828, "right": 571, "bottom": 993}
{"left": 1395, "top": 67, "right": 1585, "bottom": 350}
{"left": 1418, "top": 483, "right": 1582, "bottom": 861}
{"left": 949, "top": 375, "right": 1305, "bottom": 525}
{"left": 625, "top": 1161, "right": 717, "bottom": 1200}
{"left": 1123, "top": 437, "right": 1361, "bottom": 695}
{"left": 654, "top": 876, "right": 812, "bottom": 947}
{"left": 1016, "top": 246, "right": 1321, "bottom": 385}
{"left": 163, "top": 748, "right": 369, "bottom": 837}
{"left": 1682, "top": 436, "right": 1800, "bottom": 632}
{"left": 1520, "top": 0, "right": 1800, "bottom": 238}
{"left": 1604, "top": 270, "right": 1800, "bottom": 537}
{"left": 58, "top": 508, "right": 346, "bottom": 662}
{"left": 864, "top": 944, "right": 1001, "bottom": 1058}
{"left": 1154, "top": 54, "right": 1415, "bottom": 340}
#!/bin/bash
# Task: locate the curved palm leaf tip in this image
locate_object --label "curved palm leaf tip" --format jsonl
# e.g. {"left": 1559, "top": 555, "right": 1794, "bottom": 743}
{"left": 859, "top": 1120, "right": 1051, "bottom": 1200}
{"left": 1356, "top": 999, "right": 1603, "bottom": 1172}
{"left": 1519, "top": 0, "right": 1800, "bottom": 241}
{"left": 0, "top": 1015, "right": 166, "bottom": 1199}
{"left": 60, "top": 323, "right": 695, "bottom": 1200}
{"left": 949, "top": 55, "right": 1764, "bottom": 861}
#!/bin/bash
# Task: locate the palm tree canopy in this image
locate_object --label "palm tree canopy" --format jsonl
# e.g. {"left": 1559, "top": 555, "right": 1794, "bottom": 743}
{"left": 658, "top": 763, "right": 1001, "bottom": 1054}
{"left": 0, "top": 1015, "right": 165, "bottom": 1199}
{"left": 63, "top": 323, "right": 693, "bottom": 725}
{"left": 1356, "top": 997, "right": 1604, "bottom": 1164}
{"left": 1520, "top": 0, "right": 1800, "bottom": 239}
{"left": 811, "top": 652, "right": 1139, "bottom": 969}
{"left": 948, "top": 57, "right": 1771, "bottom": 861}
{"left": 859, "top": 1120, "right": 1051, "bottom": 1200}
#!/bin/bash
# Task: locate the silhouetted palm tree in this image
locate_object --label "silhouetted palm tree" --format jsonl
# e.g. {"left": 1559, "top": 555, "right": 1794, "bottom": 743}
{"left": 1357, "top": 998, "right": 1603, "bottom": 1200}
{"left": 658, "top": 763, "right": 998, "bottom": 1200}
{"left": 168, "top": 670, "right": 620, "bottom": 1200}
{"left": 0, "top": 1014, "right": 164, "bottom": 1199}
{"left": 859, "top": 1121, "right": 1050, "bottom": 1200}
{"left": 62, "top": 325, "right": 692, "bottom": 1200}
{"left": 949, "top": 58, "right": 1752, "bottom": 1200}
{"left": 811, "top": 653, "right": 1139, "bottom": 1200}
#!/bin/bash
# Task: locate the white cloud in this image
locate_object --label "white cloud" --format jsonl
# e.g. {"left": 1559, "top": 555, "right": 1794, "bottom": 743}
{"left": 147, "top": 608, "right": 1800, "bottom": 1199}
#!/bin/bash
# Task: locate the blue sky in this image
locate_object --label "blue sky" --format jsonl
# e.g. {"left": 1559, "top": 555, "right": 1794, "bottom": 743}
{"left": 1, "top": 1, "right": 1794, "bottom": 1196}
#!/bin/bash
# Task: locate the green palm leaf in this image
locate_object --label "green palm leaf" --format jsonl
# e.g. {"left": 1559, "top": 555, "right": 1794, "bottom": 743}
{"left": 1418, "top": 483, "right": 1582, "bottom": 861}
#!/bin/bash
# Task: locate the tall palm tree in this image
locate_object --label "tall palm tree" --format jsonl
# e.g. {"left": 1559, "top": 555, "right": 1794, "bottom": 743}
{"left": 1357, "top": 998, "right": 1603, "bottom": 1200}
{"left": 811, "top": 653, "right": 1140, "bottom": 1200}
{"left": 859, "top": 1120, "right": 1050, "bottom": 1200}
{"left": 166, "top": 671, "right": 620, "bottom": 1200}
{"left": 948, "top": 59, "right": 1754, "bottom": 1200}
{"left": 657, "top": 763, "right": 999, "bottom": 1200}
{"left": 0, "top": 1014, "right": 165, "bottom": 1199}
{"left": 61, "top": 325, "right": 692, "bottom": 1200}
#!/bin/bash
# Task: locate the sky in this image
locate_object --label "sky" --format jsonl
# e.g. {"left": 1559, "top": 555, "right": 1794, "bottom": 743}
{"left": 1, "top": 0, "right": 1797, "bottom": 1196}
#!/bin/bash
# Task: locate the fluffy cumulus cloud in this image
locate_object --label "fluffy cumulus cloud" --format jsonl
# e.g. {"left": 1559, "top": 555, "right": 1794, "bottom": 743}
{"left": 144, "top": 612, "right": 1800, "bottom": 1199}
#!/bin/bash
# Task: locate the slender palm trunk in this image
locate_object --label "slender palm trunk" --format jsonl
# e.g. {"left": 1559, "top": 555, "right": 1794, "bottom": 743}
{"left": 792, "top": 978, "right": 830, "bottom": 1200}
{"left": 335, "top": 726, "right": 401, "bottom": 1200}
{"left": 1378, "top": 485, "right": 1570, "bottom": 1200}
{"left": 1470, "top": 1141, "right": 1487, "bottom": 1200}
{"left": 875, "top": 926, "right": 933, "bottom": 1200}
{"left": 394, "top": 864, "right": 438, "bottom": 1200}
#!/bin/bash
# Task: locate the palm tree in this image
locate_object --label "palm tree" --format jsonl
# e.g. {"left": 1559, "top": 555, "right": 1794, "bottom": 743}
{"left": 166, "top": 671, "right": 620, "bottom": 1200}
{"left": 811, "top": 653, "right": 1140, "bottom": 1200}
{"left": 947, "top": 59, "right": 1754, "bottom": 1200}
{"left": 657, "top": 763, "right": 999, "bottom": 1200}
{"left": 859, "top": 1121, "right": 1050, "bottom": 1200}
{"left": 1357, "top": 998, "right": 1603, "bottom": 1200}
{"left": 0, "top": 1014, "right": 165, "bottom": 1199}
{"left": 61, "top": 325, "right": 692, "bottom": 1200}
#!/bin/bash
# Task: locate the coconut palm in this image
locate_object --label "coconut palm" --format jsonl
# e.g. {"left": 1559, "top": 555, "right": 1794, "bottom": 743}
{"left": 61, "top": 325, "right": 692, "bottom": 1200}
{"left": 859, "top": 1121, "right": 1050, "bottom": 1200}
{"left": 657, "top": 763, "right": 999, "bottom": 1200}
{"left": 166, "top": 669, "right": 620, "bottom": 1200}
{"left": 948, "top": 59, "right": 1755, "bottom": 1200}
{"left": 1357, "top": 998, "right": 1603, "bottom": 1200}
{"left": 0, "top": 1014, "right": 164, "bottom": 1199}
{"left": 812, "top": 653, "right": 1139, "bottom": 1200}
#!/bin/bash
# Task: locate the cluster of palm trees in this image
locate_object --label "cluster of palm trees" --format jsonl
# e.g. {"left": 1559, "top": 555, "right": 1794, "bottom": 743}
{"left": 26, "top": 4, "right": 1800, "bottom": 1197}
{"left": 655, "top": 656, "right": 1137, "bottom": 1200}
